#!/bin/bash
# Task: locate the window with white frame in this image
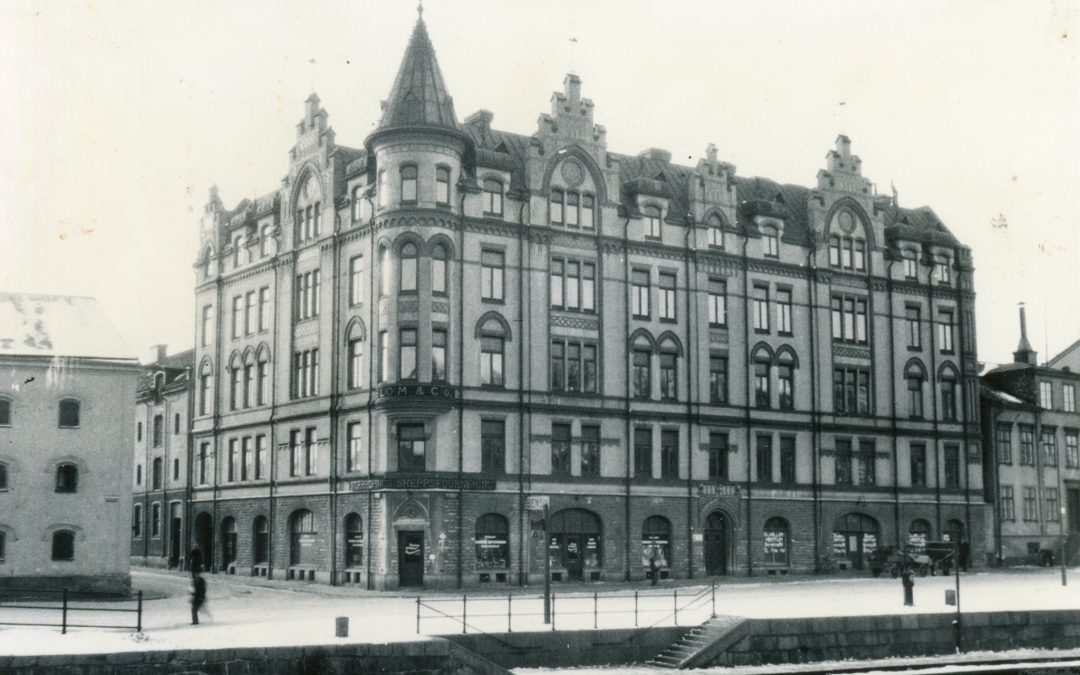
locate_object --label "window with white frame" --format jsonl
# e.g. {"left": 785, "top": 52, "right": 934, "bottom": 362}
{"left": 658, "top": 272, "right": 676, "bottom": 321}
{"left": 707, "top": 278, "right": 726, "bottom": 327}
{"left": 761, "top": 225, "right": 779, "bottom": 257}
{"left": 483, "top": 178, "right": 503, "bottom": 216}
{"left": 481, "top": 250, "right": 504, "bottom": 301}
{"left": 1039, "top": 381, "right": 1053, "bottom": 409}
{"left": 643, "top": 205, "right": 662, "bottom": 238}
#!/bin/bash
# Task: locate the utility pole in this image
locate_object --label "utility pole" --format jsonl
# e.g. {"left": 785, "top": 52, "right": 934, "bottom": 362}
{"left": 543, "top": 503, "right": 551, "bottom": 624}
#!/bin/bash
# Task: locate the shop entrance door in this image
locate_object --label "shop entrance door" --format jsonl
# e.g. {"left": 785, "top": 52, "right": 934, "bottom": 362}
{"left": 563, "top": 535, "right": 584, "bottom": 581}
{"left": 704, "top": 511, "right": 728, "bottom": 576}
{"left": 398, "top": 531, "right": 424, "bottom": 587}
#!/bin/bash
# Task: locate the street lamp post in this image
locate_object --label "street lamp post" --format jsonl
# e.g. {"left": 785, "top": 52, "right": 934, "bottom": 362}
{"left": 1059, "top": 505, "right": 1068, "bottom": 586}
{"left": 543, "top": 503, "right": 551, "bottom": 624}
{"left": 953, "top": 542, "right": 962, "bottom": 654}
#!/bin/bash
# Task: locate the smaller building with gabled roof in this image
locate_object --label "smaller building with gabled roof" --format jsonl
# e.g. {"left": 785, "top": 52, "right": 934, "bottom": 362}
{"left": 0, "top": 293, "right": 140, "bottom": 594}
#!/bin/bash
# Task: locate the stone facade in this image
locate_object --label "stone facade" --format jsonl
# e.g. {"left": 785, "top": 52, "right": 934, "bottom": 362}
{"left": 0, "top": 293, "right": 139, "bottom": 594}
{"left": 186, "top": 15, "right": 986, "bottom": 589}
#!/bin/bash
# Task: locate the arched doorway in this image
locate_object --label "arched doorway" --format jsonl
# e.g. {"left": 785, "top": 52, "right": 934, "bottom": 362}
{"left": 344, "top": 513, "right": 364, "bottom": 569}
{"left": 194, "top": 512, "right": 213, "bottom": 572}
{"left": 220, "top": 517, "right": 237, "bottom": 570}
{"left": 833, "top": 513, "right": 879, "bottom": 571}
{"left": 704, "top": 511, "right": 730, "bottom": 576}
{"left": 642, "top": 516, "right": 672, "bottom": 577}
{"left": 944, "top": 519, "right": 967, "bottom": 570}
{"left": 908, "top": 519, "right": 931, "bottom": 553}
{"left": 548, "top": 508, "right": 602, "bottom": 582}
{"left": 289, "top": 509, "right": 317, "bottom": 567}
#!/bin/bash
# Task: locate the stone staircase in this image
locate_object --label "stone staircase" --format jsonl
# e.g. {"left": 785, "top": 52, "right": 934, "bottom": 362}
{"left": 646, "top": 615, "right": 747, "bottom": 669}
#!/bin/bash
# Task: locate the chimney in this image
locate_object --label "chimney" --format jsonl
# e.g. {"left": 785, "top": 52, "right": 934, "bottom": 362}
{"left": 1013, "top": 303, "right": 1038, "bottom": 365}
{"left": 153, "top": 344, "right": 168, "bottom": 363}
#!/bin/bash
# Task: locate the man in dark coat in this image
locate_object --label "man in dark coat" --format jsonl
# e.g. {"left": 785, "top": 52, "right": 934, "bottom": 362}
{"left": 191, "top": 573, "right": 208, "bottom": 625}
{"left": 189, "top": 546, "right": 204, "bottom": 577}
{"left": 901, "top": 565, "right": 915, "bottom": 606}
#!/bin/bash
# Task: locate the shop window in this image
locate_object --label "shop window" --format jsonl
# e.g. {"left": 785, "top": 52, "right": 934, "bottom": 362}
{"left": 642, "top": 516, "right": 671, "bottom": 576}
{"left": 475, "top": 513, "right": 509, "bottom": 572}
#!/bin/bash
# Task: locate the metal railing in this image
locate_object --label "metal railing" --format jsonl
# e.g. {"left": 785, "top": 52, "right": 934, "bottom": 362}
{"left": 417, "top": 581, "right": 716, "bottom": 635}
{"left": 0, "top": 588, "right": 143, "bottom": 634}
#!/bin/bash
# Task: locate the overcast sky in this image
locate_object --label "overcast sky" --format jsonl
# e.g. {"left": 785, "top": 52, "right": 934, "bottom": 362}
{"left": 2, "top": 0, "right": 1077, "bottom": 365}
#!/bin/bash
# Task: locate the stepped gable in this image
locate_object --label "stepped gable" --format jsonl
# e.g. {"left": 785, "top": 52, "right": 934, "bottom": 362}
{"left": 377, "top": 17, "right": 459, "bottom": 132}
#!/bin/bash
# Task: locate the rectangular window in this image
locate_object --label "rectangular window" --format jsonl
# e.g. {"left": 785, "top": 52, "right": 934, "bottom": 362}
{"left": 780, "top": 436, "right": 796, "bottom": 484}
{"left": 708, "top": 432, "right": 728, "bottom": 480}
{"left": 1042, "top": 429, "right": 1058, "bottom": 466}
{"left": 348, "top": 338, "right": 363, "bottom": 389}
{"left": 480, "top": 335, "right": 504, "bottom": 387}
{"left": 835, "top": 438, "right": 852, "bottom": 485}
{"left": 659, "top": 351, "right": 677, "bottom": 401}
{"left": 481, "top": 250, "right": 504, "bottom": 301}
{"left": 202, "top": 305, "right": 213, "bottom": 346}
{"left": 934, "top": 255, "right": 951, "bottom": 284}
{"left": 436, "top": 166, "right": 450, "bottom": 205}
{"left": 1000, "top": 485, "right": 1015, "bottom": 521}
{"left": 938, "top": 309, "right": 954, "bottom": 353}
{"left": 292, "top": 348, "right": 319, "bottom": 398}
{"left": 910, "top": 443, "right": 927, "bottom": 487}
{"left": 831, "top": 295, "right": 868, "bottom": 344}
{"left": 294, "top": 270, "right": 321, "bottom": 321}
{"left": 1040, "top": 381, "right": 1053, "bottom": 409}
{"left": 634, "top": 427, "right": 652, "bottom": 478}
{"left": 631, "top": 268, "right": 650, "bottom": 318}
{"left": 777, "top": 364, "right": 794, "bottom": 410}
{"left": 244, "top": 291, "right": 255, "bottom": 336}
{"left": 583, "top": 344, "right": 597, "bottom": 393}
{"left": 581, "top": 425, "right": 600, "bottom": 478}
{"left": 566, "top": 342, "right": 581, "bottom": 392}
{"left": 859, "top": 440, "right": 876, "bottom": 486}
{"left": 481, "top": 420, "right": 505, "bottom": 474}
{"left": 550, "top": 259, "right": 563, "bottom": 308}
{"left": 550, "top": 341, "right": 564, "bottom": 392}
{"left": 658, "top": 272, "right": 676, "bottom": 321}
{"left": 305, "top": 427, "right": 318, "bottom": 476}
{"left": 349, "top": 256, "right": 363, "bottom": 305}
{"left": 1065, "top": 385, "right": 1076, "bottom": 413}
{"left": 400, "top": 166, "right": 417, "bottom": 202}
{"left": 660, "top": 429, "right": 679, "bottom": 479}
{"left": 232, "top": 296, "right": 242, "bottom": 339}
{"left": 397, "top": 423, "right": 426, "bottom": 471}
{"left": 582, "top": 195, "right": 595, "bottom": 229}
{"left": 378, "top": 331, "right": 387, "bottom": 383}
{"left": 707, "top": 278, "right": 726, "bottom": 327}
{"left": 224, "top": 438, "right": 236, "bottom": 482}
{"left": 1020, "top": 426, "right": 1035, "bottom": 465}
{"left": 199, "top": 443, "right": 209, "bottom": 485}
{"left": 755, "top": 360, "right": 770, "bottom": 409}
{"left": 550, "top": 340, "right": 597, "bottom": 393}
{"left": 581, "top": 263, "right": 595, "bottom": 312}
{"left": 709, "top": 355, "right": 728, "bottom": 404}
{"left": 347, "top": 422, "right": 364, "bottom": 473}
{"left": 566, "top": 261, "right": 580, "bottom": 309}
{"left": 399, "top": 328, "right": 417, "bottom": 380}
{"left": 833, "top": 366, "right": 871, "bottom": 415}
{"left": 633, "top": 348, "right": 651, "bottom": 399}
{"left": 1066, "top": 431, "right": 1079, "bottom": 469}
{"left": 1023, "top": 486, "right": 1038, "bottom": 521}
{"left": 906, "top": 306, "right": 921, "bottom": 349}
{"left": 153, "top": 414, "right": 163, "bottom": 448}
{"left": 550, "top": 189, "right": 564, "bottom": 224}
{"left": 756, "top": 434, "right": 773, "bottom": 483}
{"left": 1047, "top": 487, "right": 1061, "bottom": 522}
{"left": 241, "top": 436, "right": 252, "bottom": 481}
{"left": 289, "top": 429, "right": 302, "bottom": 477}
{"left": 776, "top": 288, "right": 792, "bottom": 335}
{"left": 752, "top": 284, "right": 769, "bottom": 332}
{"left": 151, "top": 503, "right": 161, "bottom": 538}
{"left": 551, "top": 423, "right": 571, "bottom": 475}
{"left": 997, "top": 424, "right": 1012, "bottom": 464}
{"left": 257, "top": 287, "right": 270, "bottom": 332}
{"left": 904, "top": 252, "right": 918, "bottom": 279}
{"left": 566, "top": 191, "right": 579, "bottom": 227}
{"left": 255, "top": 434, "right": 267, "bottom": 480}
{"left": 432, "top": 329, "right": 447, "bottom": 382}
{"left": 944, "top": 444, "right": 960, "bottom": 488}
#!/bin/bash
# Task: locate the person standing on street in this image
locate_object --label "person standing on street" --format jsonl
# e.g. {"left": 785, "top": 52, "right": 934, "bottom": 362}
{"left": 901, "top": 564, "right": 915, "bottom": 607}
{"left": 189, "top": 545, "right": 204, "bottom": 577}
{"left": 191, "top": 573, "right": 209, "bottom": 625}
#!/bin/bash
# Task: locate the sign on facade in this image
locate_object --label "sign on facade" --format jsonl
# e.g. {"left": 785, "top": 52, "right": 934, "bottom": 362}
{"left": 525, "top": 495, "right": 550, "bottom": 511}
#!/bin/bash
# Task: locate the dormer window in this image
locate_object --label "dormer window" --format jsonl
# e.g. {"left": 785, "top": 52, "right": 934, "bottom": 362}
{"left": 644, "top": 206, "right": 662, "bottom": 238}
{"left": 436, "top": 166, "right": 451, "bottom": 205}
{"left": 707, "top": 215, "right": 724, "bottom": 249}
{"left": 260, "top": 224, "right": 273, "bottom": 257}
{"left": 550, "top": 189, "right": 564, "bottom": 224}
{"left": 483, "top": 178, "right": 503, "bottom": 216}
{"left": 762, "top": 225, "right": 779, "bottom": 257}
{"left": 902, "top": 249, "right": 918, "bottom": 279}
{"left": 400, "top": 165, "right": 418, "bottom": 203}
{"left": 933, "top": 255, "right": 951, "bottom": 284}
{"left": 351, "top": 186, "right": 363, "bottom": 222}
{"left": 233, "top": 235, "right": 244, "bottom": 267}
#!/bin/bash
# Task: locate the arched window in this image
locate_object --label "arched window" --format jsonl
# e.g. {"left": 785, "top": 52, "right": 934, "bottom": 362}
{"left": 229, "top": 353, "right": 241, "bottom": 411}
{"left": 483, "top": 178, "right": 503, "bottom": 216}
{"left": 399, "top": 242, "right": 418, "bottom": 292}
{"left": 400, "top": 165, "right": 418, "bottom": 203}
{"left": 832, "top": 513, "right": 879, "bottom": 570}
{"left": 707, "top": 214, "right": 724, "bottom": 249}
{"left": 378, "top": 245, "right": 390, "bottom": 297}
{"left": 243, "top": 350, "right": 256, "bottom": 409}
{"left": 631, "top": 334, "right": 653, "bottom": 400}
{"left": 643, "top": 205, "right": 662, "bottom": 238}
{"left": 351, "top": 185, "right": 363, "bottom": 222}
{"left": 152, "top": 414, "right": 163, "bottom": 447}
{"left": 431, "top": 244, "right": 448, "bottom": 295}
{"left": 51, "top": 529, "right": 75, "bottom": 561}
{"left": 260, "top": 223, "right": 274, "bottom": 257}
{"left": 944, "top": 519, "right": 965, "bottom": 544}
{"left": 253, "top": 516, "right": 269, "bottom": 564}
{"left": 906, "top": 362, "right": 926, "bottom": 419}
{"left": 435, "top": 166, "right": 450, "bottom": 205}
{"left": 0, "top": 398, "right": 9, "bottom": 426}
{"left": 152, "top": 458, "right": 162, "bottom": 490}
{"left": 256, "top": 349, "right": 270, "bottom": 406}
{"left": 642, "top": 516, "right": 671, "bottom": 571}
{"left": 658, "top": 339, "right": 678, "bottom": 401}
{"left": 908, "top": 519, "right": 931, "bottom": 552}
{"left": 761, "top": 224, "right": 779, "bottom": 257}
{"left": 221, "top": 517, "right": 237, "bottom": 567}
{"left": 475, "top": 513, "right": 509, "bottom": 571}
{"left": 479, "top": 318, "right": 506, "bottom": 387}
{"left": 548, "top": 509, "right": 603, "bottom": 581}
{"left": 777, "top": 350, "right": 796, "bottom": 411}
{"left": 347, "top": 327, "right": 364, "bottom": 391}
{"left": 58, "top": 399, "right": 80, "bottom": 428}
{"left": 763, "top": 517, "right": 790, "bottom": 566}
{"left": 289, "top": 509, "right": 317, "bottom": 567}
{"left": 754, "top": 350, "right": 772, "bottom": 409}
{"left": 550, "top": 188, "right": 564, "bottom": 224}
{"left": 940, "top": 367, "right": 958, "bottom": 421}
{"left": 55, "top": 463, "right": 78, "bottom": 493}
{"left": 294, "top": 175, "right": 321, "bottom": 243}
{"left": 345, "top": 513, "right": 364, "bottom": 568}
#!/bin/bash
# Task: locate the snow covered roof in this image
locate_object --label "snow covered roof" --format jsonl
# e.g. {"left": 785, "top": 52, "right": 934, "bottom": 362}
{"left": 0, "top": 293, "right": 136, "bottom": 361}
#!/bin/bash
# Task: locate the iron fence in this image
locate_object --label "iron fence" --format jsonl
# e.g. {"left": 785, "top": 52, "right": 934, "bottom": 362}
{"left": 0, "top": 588, "right": 143, "bottom": 634}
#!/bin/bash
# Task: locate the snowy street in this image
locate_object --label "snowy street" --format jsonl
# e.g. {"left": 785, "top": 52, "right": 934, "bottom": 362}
{"left": 2, "top": 567, "right": 1080, "bottom": 657}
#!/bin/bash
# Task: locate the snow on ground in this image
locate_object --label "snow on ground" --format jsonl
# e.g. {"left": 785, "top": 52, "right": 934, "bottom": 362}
{"left": 2, "top": 567, "right": 1080, "bottom": 658}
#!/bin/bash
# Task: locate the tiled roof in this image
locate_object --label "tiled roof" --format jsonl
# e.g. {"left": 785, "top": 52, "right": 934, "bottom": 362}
{"left": 733, "top": 176, "right": 812, "bottom": 244}
{"left": 611, "top": 153, "right": 695, "bottom": 224}
{"left": 980, "top": 383, "right": 1028, "bottom": 406}
{"left": 461, "top": 122, "right": 529, "bottom": 189}
{"left": 883, "top": 205, "right": 962, "bottom": 248}
{"left": 0, "top": 293, "right": 136, "bottom": 361}
{"left": 377, "top": 19, "right": 458, "bottom": 132}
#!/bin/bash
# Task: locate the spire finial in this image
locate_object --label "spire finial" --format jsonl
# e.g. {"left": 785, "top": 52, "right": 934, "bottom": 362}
{"left": 417, "top": 0, "right": 423, "bottom": 20}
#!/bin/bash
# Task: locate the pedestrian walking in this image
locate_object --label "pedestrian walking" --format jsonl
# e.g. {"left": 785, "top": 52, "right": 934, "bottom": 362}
{"left": 191, "top": 573, "right": 210, "bottom": 625}
{"left": 189, "top": 545, "right": 204, "bottom": 577}
{"left": 648, "top": 549, "right": 659, "bottom": 586}
{"left": 901, "top": 565, "right": 915, "bottom": 607}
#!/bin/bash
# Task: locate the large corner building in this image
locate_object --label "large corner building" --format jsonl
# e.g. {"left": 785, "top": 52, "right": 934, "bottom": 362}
{"left": 189, "top": 15, "right": 986, "bottom": 589}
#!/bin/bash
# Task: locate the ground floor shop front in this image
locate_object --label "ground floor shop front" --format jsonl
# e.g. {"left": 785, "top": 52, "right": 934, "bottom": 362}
{"left": 186, "top": 486, "right": 988, "bottom": 589}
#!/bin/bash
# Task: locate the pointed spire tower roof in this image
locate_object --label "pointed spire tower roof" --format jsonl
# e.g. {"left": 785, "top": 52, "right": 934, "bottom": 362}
{"left": 374, "top": 11, "right": 459, "bottom": 134}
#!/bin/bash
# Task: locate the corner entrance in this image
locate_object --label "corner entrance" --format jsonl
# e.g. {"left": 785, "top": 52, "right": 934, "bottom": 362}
{"left": 398, "top": 531, "right": 424, "bottom": 587}
{"left": 704, "top": 511, "right": 729, "bottom": 576}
